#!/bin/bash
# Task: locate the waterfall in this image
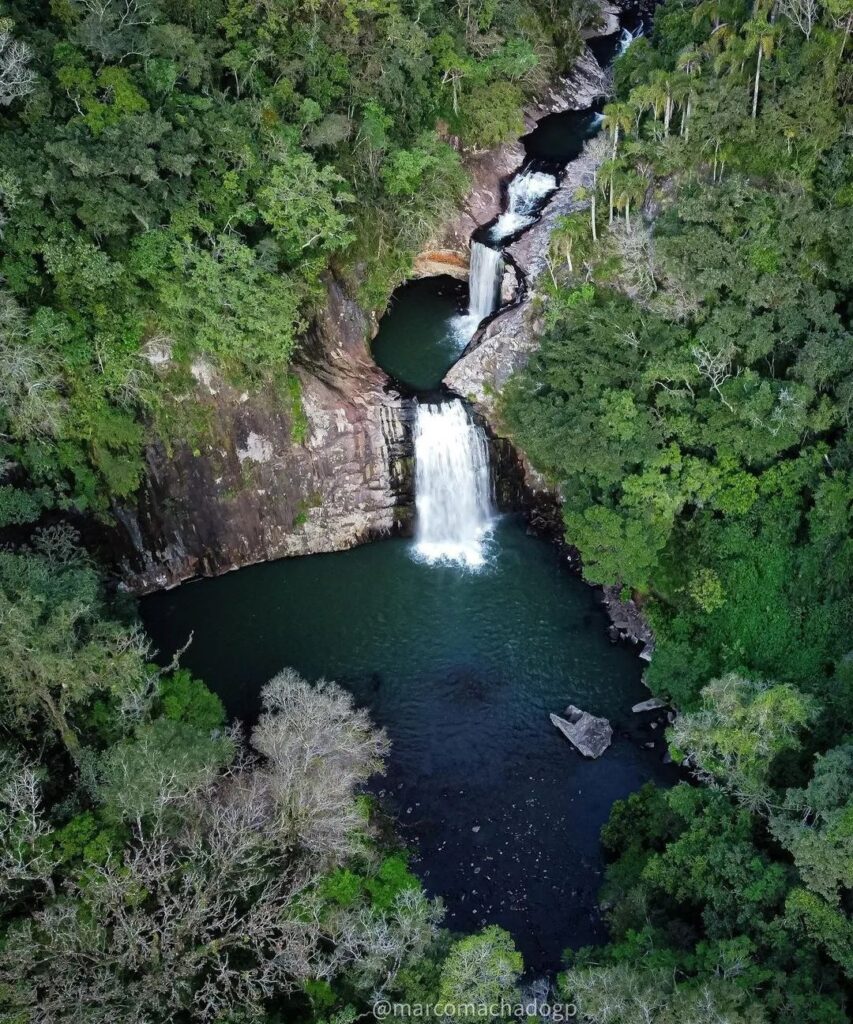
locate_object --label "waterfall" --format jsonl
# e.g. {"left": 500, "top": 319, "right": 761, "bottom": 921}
{"left": 454, "top": 241, "right": 503, "bottom": 342}
{"left": 413, "top": 400, "right": 494, "bottom": 567}
{"left": 618, "top": 23, "right": 643, "bottom": 55}
{"left": 468, "top": 240, "right": 503, "bottom": 322}
{"left": 491, "top": 168, "right": 558, "bottom": 242}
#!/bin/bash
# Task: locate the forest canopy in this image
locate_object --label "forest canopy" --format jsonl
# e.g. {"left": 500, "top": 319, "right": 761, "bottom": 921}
{"left": 0, "top": 0, "right": 598, "bottom": 520}
{"left": 501, "top": 0, "right": 853, "bottom": 1018}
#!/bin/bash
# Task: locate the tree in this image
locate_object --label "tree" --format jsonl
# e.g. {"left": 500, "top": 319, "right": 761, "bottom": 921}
{"left": 0, "top": 25, "right": 36, "bottom": 106}
{"left": 743, "top": 12, "right": 780, "bottom": 119}
{"left": 770, "top": 742, "right": 853, "bottom": 904}
{"left": 250, "top": 668, "right": 390, "bottom": 865}
{"left": 778, "top": 0, "right": 819, "bottom": 37}
{"left": 602, "top": 102, "right": 634, "bottom": 223}
{"left": 0, "top": 666, "right": 436, "bottom": 1023}
{"left": 668, "top": 674, "right": 819, "bottom": 809}
{"left": 438, "top": 927, "right": 523, "bottom": 1015}
{"left": 0, "top": 545, "right": 154, "bottom": 758}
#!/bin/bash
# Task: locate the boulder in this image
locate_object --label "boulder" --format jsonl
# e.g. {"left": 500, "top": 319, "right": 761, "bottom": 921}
{"left": 631, "top": 697, "right": 667, "bottom": 713}
{"left": 550, "top": 705, "right": 613, "bottom": 758}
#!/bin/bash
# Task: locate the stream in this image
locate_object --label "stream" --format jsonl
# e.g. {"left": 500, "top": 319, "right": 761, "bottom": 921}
{"left": 142, "top": 15, "right": 672, "bottom": 974}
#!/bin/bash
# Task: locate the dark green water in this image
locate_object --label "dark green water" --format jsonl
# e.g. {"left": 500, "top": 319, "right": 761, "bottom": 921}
{"left": 142, "top": 517, "right": 675, "bottom": 971}
{"left": 371, "top": 277, "right": 466, "bottom": 391}
{"left": 521, "top": 106, "right": 604, "bottom": 163}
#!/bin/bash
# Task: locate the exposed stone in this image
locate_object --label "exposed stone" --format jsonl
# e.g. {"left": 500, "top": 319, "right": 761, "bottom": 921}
{"left": 500, "top": 263, "right": 521, "bottom": 305}
{"left": 582, "top": 2, "right": 620, "bottom": 38}
{"left": 525, "top": 45, "right": 610, "bottom": 121}
{"left": 601, "top": 585, "right": 655, "bottom": 661}
{"left": 141, "top": 336, "right": 172, "bottom": 369}
{"left": 236, "top": 432, "right": 273, "bottom": 465}
{"left": 550, "top": 706, "right": 613, "bottom": 758}
{"left": 632, "top": 698, "right": 667, "bottom": 713}
{"left": 412, "top": 249, "right": 469, "bottom": 281}
{"left": 115, "top": 278, "right": 413, "bottom": 593}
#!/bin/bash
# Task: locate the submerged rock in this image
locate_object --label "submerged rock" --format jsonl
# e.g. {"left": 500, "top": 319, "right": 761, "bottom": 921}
{"left": 550, "top": 705, "right": 613, "bottom": 758}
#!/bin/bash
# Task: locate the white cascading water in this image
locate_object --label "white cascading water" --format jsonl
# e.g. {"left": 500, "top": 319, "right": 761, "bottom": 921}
{"left": 413, "top": 400, "right": 494, "bottom": 567}
{"left": 454, "top": 240, "right": 504, "bottom": 342}
{"left": 619, "top": 23, "right": 643, "bottom": 54}
{"left": 490, "top": 168, "right": 558, "bottom": 242}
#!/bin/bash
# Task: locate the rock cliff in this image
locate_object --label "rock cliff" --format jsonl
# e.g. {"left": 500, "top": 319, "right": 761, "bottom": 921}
{"left": 116, "top": 11, "right": 619, "bottom": 593}
{"left": 116, "top": 280, "right": 412, "bottom": 592}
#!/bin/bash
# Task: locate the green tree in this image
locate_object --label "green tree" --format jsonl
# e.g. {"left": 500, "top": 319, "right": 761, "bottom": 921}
{"left": 438, "top": 927, "right": 523, "bottom": 1015}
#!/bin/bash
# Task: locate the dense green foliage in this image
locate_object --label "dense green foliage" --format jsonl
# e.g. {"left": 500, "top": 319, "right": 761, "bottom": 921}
{"left": 1, "top": 0, "right": 851, "bottom": 1019}
{"left": 503, "top": 0, "right": 853, "bottom": 1018}
{"left": 0, "top": 0, "right": 599, "bottom": 519}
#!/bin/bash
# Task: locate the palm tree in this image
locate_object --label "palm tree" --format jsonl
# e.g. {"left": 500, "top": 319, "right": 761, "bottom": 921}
{"left": 743, "top": 14, "right": 780, "bottom": 119}
{"left": 613, "top": 168, "right": 647, "bottom": 232}
{"left": 676, "top": 49, "right": 703, "bottom": 140}
{"left": 602, "top": 101, "right": 634, "bottom": 160}
{"left": 693, "top": 0, "right": 726, "bottom": 30}
{"left": 601, "top": 102, "right": 634, "bottom": 225}
{"left": 646, "top": 70, "right": 678, "bottom": 134}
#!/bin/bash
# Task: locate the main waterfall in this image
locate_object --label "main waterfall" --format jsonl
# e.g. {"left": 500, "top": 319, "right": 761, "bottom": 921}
{"left": 413, "top": 400, "right": 494, "bottom": 567}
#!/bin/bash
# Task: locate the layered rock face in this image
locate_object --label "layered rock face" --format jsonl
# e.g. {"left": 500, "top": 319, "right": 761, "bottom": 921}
{"left": 116, "top": 281, "right": 412, "bottom": 593}
{"left": 116, "top": 9, "right": 617, "bottom": 593}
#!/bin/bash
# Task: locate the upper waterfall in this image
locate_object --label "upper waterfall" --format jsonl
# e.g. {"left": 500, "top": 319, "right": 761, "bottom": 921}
{"left": 413, "top": 400, "right": 494, "bottom": 567}
{"left": 619, "top": 23, "right": 643, "bottom": 55}
{"left": 491, "top": 168, "right": 558, "bottom": 242}
{"left": 454, "top": 241, "right": 504, "bottom": 342}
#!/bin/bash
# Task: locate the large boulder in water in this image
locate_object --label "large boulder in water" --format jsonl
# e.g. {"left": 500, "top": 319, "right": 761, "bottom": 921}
{"left": 550, "top": 706, "right": 613, "bottom": 758}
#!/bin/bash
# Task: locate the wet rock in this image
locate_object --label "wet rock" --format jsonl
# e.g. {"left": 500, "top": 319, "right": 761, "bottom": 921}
{"left": 632, "top": 697, "right": 667, "bottom": 713}
{"left": 500, "top": 263, "right": 520, "bottom": 305}
{"left": 550, "top": 705, "right": 613, "bottom": 758}
{"left": 444, "top": 144, "right": 603, "bottom": 418}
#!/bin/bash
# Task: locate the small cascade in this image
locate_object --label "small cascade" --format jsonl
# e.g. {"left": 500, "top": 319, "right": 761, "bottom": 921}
{"left": 454, "top": 240, "right": 504, "bottom": 341}
{"left": 490, "top": 168, "right": 558, "bottom": 242}
{"left": 618, "top": 23, "right": 643, "bottom": 55}
{"left": 413, "top": 400, "right": 494, "bottom": 567}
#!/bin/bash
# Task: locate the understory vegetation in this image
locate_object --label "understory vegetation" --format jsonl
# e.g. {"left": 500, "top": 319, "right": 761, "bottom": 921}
{"left": 502, "top": 0, "right": 853, "bottom": 1018}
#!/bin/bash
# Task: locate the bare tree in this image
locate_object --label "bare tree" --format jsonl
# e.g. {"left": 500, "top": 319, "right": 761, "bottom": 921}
{"left": 0, "top": 752, "right": 58, "bottom": 899}
{"left": 0, "top": 29, "right": 36, "bottom": 106}
{"left": 251, "top": 668, "right": 390, "bottom": 866}
{"left": 71, "top": 0, "right": 153, "bottom": 62}
{"left": 692, "top": 343, "right": 735, "bottom": 410}
{"left": 778, "top": 0, "right": 820, "bottom": 37}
